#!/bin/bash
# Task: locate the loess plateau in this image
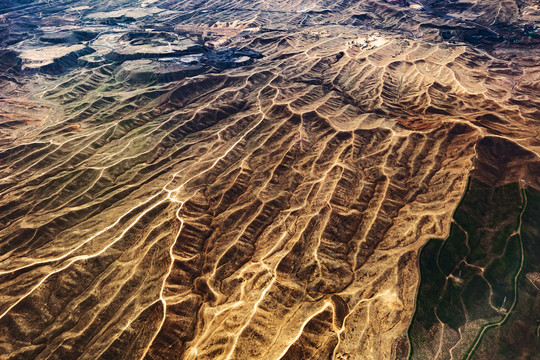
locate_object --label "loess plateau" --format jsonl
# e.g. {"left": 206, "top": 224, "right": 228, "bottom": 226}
{"left": 0, "top": 1, "right": 539, "bottom": 359}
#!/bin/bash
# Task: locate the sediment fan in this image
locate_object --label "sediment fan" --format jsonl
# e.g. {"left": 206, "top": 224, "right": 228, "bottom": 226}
{"left": 0, "top": 0, "right": 539, "bottom": 359}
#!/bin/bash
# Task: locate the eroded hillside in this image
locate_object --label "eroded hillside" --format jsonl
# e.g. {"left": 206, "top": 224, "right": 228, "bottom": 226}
{"left": 0, "top": 1, "right": 538, "bottom": 359}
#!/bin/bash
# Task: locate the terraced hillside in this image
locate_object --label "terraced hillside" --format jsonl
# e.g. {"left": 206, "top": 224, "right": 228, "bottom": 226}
{"left": 0, "top": 1, "right": 539, "bottom": 359}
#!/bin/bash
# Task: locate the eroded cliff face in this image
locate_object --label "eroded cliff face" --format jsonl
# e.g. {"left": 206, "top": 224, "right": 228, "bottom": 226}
{"left": 0, "top": 1, "right": 538, "bottom": 359}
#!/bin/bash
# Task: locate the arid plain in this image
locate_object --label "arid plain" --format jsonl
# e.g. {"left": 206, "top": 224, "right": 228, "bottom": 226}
{"left": 0, "top": 1, "right": 539, "bottom": 359}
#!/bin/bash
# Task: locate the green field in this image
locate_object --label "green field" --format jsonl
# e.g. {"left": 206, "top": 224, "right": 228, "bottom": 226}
{"left": 407, "top": 178, "right": 538, "bottom": 359}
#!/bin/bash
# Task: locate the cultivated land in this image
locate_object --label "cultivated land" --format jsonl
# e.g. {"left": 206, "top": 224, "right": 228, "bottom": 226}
{"left": 0, "top": 1, "right": 539, "bottom": 359}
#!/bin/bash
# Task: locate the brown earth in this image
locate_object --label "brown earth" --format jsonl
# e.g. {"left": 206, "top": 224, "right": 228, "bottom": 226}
{"left": 0, "top": 1, "right": 538, "bottom": 359}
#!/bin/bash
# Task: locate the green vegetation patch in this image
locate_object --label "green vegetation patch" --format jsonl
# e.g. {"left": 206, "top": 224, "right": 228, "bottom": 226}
{"left": 470, "top": 186, "right": 540, "bottom": 360}
{"left": 408, "top": 178, "right": 530, "bottom": 359}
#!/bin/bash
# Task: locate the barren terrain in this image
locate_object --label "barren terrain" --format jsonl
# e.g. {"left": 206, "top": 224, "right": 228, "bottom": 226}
{"left": 0, "top": 1, "right": 539, "bottom": 359}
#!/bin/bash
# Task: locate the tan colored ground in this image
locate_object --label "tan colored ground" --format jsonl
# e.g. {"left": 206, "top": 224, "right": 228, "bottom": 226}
{"left": 0, "top": 1, "right": 539, "bottom": 359}
{"left": 17, "top": 45, "right": 87, "bottom": 69}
